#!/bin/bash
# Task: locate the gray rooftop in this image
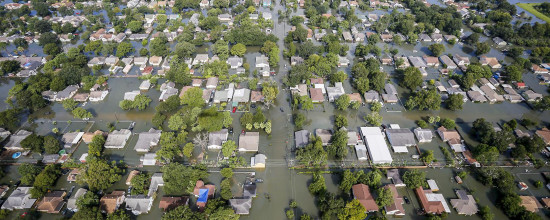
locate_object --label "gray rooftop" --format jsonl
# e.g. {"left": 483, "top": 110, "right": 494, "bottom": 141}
{"left": 385, "top": 129, "right": 416, "bottom": 147}
{"left": 230, "top": 198, "right": 252, "bottom": 215}
{"left": 105, "top": 129, "right": 132, "bottom": 149}
{"left": 134, "top": 129, "right": 161, "bottom": 152}
{"left": 295, "top": 130, "right": 310, "bottom": 148}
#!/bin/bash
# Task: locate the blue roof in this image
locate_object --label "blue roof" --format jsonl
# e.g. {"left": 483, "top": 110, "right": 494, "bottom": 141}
{"left": 197, "top": 188, "right": 209, "bottom": 203}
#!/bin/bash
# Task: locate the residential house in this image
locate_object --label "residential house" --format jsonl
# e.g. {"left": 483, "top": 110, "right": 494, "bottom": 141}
{"left": 479, "top": 56, "right": 502, "bottom": 69}
{"left": 536, "top": 128, "right": 550, "bottom": 145}
{"left": 62, "top": 131, "right": 84, "bottom": 148}
{"left": 532, "top": 64, "right": 549, "bottom": 74}
{"left": 295, "top": 130, "right": 310, "bottom": 148}
{"left": 327, "top": 82, "right": 345, "bottom": 102}
{"left": 159, "top": 196, "right": 188, "bottom": 211}
{"left": 233, "top": 88, "right": 251, "bottom": 103}
{"left": 386, "top": 169, "right": 405, "bottom": 187}
{"left": 0, "top": 128, "right": 10, "bottom": 141}
{"left": 134, "top": 129, "right": 161, "bottom": 152}
{"left": 316, "top": 129, "right": 332, "bottom": 146}
{"left": 73, "top": 93, "right": 89, "bottom": 102}
{"left": 523, "top": 90, "right": 543, "bottom": 102}
{"left": 520, "top": 196, "right": 542, "bottom": 212}
{"left": 55, "top": 85, "right": 79, "bottom": 101}
{"left": 355, "top": 144, "right": 368, "bottom": 161}
{"left": 364, "top": 90, "right": 380, "bottom": 103}
{"left": 381, "top": 55, "right": 393, "bottom": 65}
{"left": 381, "top": 33, "right": 393, "bottom": 42}
{"left": 408, "top": 56, "right": 427, "bottom": 68}
{"left": 105, "top": 129, "right": 132, "bottom": 149}
{"left": 439, "top": 55, "right": 457, "bottom": 69}
{"left": 338, "top": 56, "right": 350, "bottom": 67}
{"left": 453, "top": 54, "right": 470, "bottom": 66}
{"left": 124, "top": 90, "right": 140, "bottom": 101}
{"left": 343, "top": 31, "right": 353, "bottom": 42}
{"left": 354, "top": 32, "right": 365, "bottom": 43}
{"left": 437, "top": 127, "right": 465, "bottom": 152}
{"left": 352, "top": 184, "right": 379, "bottom": 212}
{"left": 227, "top": 56, "right": 243, "bottom": 69}
{"left": 1, "top": 187, "right": 36, "bottom": 210}
{"left": 290, "top": 56, "right": 304, "bottom": 66}
{"left": 256, "top": 55, "right": 269, "bottom": 68}
{"left": 4, "top": 130, "right": 32, "bottom": 151}
{"left": 493, "top": 37, "right": 507, "bottom": 46}
{"left": 310, "top": 78, "right": 325, "bottom": 93}
{"left": 360, "top": 127, "right": 393, "bottom": 164}
{"left": 140, "top": 153, "right": 157, "bottom": 166}
{"left": 149, "top": 56, "right": 162, "bottom": 66}
{"left": 239, "top": 132, "right": 259, "bottom": 152}
{"left": 105, "top": 56, "right": 119, "bottom": 66}
{"left": 230, "top": 198, "right": 252, "bottom": 215}
{"left": 67, "top": 188, "right": 87, "bottom": 212}
{"left": 194, "top": 180, "right": 216, "bottom": 209}
{"left": 208, "top": 129, "right": 229, "bottom": 150}
{"left": 394, "top": 56, "right": 410, "bottom": 69}
{"left": 134, "top": 57, "right": 148, "bottom": 65}
{"left": 385, "top": 128, "right": 416, "bottom": 153}
{"left": 193, "top": 54, "right": 209, "bottom": 66}
{"left": 89, "top": 90, "right": 108, "bottom": 102}
{"left": 309, "top": 88, "right": 324, "bottom": 103}
{"left": 206, "top": 77, "right": 219, "bottom": 89}
{"left": 384, "top": 184, "right": 405, "bottom": 216}
{"left": 250, "top": 90, "right": 264, "bottom": 103}
{"left": 125, "top": 195, "right": 153, "bottom": 215}
{"left": 414, "top": 128, "right": 433, "bottom": 143}
{"left": 450, "top": 190, "right": 478, "bottom": 215}
{"left": 415, "top": 187, "right": 451, "bottom": 214}
{"left": 251, "top": 154, "right": 266, "bottom": 168}
{"left": 423, "top": 56, "right": 439, "bottom": 67}
{"left": 431, "top": 33, "right": 443, "bottom": 42}
{"left": 37, "top": 191, "right": 66, "bottom": 214}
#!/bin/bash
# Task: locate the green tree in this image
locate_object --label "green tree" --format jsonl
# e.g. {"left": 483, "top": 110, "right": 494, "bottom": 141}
{"left": 131, "top": 173, "right": 151, "bottom": 195}
{"left": 183, "top": 143, "right": 194, "bottom": 158}
{"left": 62, "top": 99, "right": 79, "bottom": 110}
{"left": 150, "top": 36, "right": 169, "bottom": 56}
{"left": 365, "top": 112, "right": 383, "bottom": 126}
{"left": 76, "top": 191, "right": 99, "bottom": 209}
{"left": 308, "top": 171, "right": 326, "bottom": 195}
{"left": 230, "top": 43, "right": 247, "bottom": 56}
{"left": 18, "top": 163, "right": 42, "bottom": 185}
{"left": 405, "top": 89, "right": 441, "bottom": 110}
{"left": 330, "top": 71, "right": 348, "bottom": 83}
{"left": 445, "top": 93, "right": 464, "bottom": 110}
{"left": 220, "top": 178, "right": 232, "bottom": 200}
{"left": 128, "top": 21, "right": 143, "bottom": 33}
{"left": 401, "top": 67, "right": 422, "bottom": 90}
{"left": 161, "top": 163, "right": 209, "bottom": 195}
{"left": 162, "top": 206, "right": 204, "bottom": 220}
{"left": 31, "top": 164, "right": 61, "bottom": 198}
{"left": 78, "top": 158, "right": 123, "bottom": 191}
{"left": 72, "top": 107, "right": 93, "bottom": 119}
{"left": 116, "top": 42, "right": 135, "bottom": 58}
{"left": 181, "top": 87, "right": 204, "bottom": 108}
{"left": 440, "top": 118, "right": 456, "bottom": 130}
{"left": 335, "top": 94, "right": 351, "bottom": 110}
{"left": 220, "top": 168, "right": 233, "bottom": 178}
{"left": 296, "top": 137, "right": 327, "bottom": 167}
{"left": 222, "top": 140, "right": 237, "bottom": 158}
{"left": 476, "top": 42, "right": 491, "bottom": 55}
{"left": 43, "top": 43, "right": 61, "bottom": 56}
{"left": 88, "top": 135, "right": 105, "bottom": 157}
{"left": 262, "top": 83, "right": 279, "bottom": 106}
{"left": 403, "top": 169, "right": 426, "bottom": 189}
{"left": 43, "top": 135, "right": 61, "bottom": 154}
{"left": 293, "top": 113, "right": 307, "bottom": 130}
{"left": 339, "top": 170, "right": 357, "bottom": 193}
{"left": 376, "top": 187, "right": 394, "bottom": 207}
{"left": 420, "top": 150, "right": 435, "bottom": 163}
{"left": 133, "top": 94, "right": 152, "bottom": 110}
{"left": 21, "top": 134, "right": 44, "bottom": 153}
{"left": 428, "top": 43, "right": 445, "bottom": 56}
{"left": 71, "top": 206, "right": 103, "bottom": 220}
{"left": 479, "top": 206, "right": 494, "bottom": 220}
{"left": 338, "top": 199, "right": 367, "bottom": 220}
{"left": 354, "top": 77, "right": 370, "bottom": 94}
{"left": 107, "top": 209, "right": 131, "bottom": 220}
{"left": 334, "top": 114, "right": 348, "bottom": 128}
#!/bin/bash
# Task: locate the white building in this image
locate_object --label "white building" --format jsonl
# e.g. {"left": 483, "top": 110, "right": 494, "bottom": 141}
{"left": 360, "top": 127, "right": 393, "bottom": 164}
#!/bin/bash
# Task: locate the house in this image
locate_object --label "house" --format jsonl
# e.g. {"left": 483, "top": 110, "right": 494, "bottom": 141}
{"left": 250, "top": 91, "right": 264, "bottom": 103}
{"left": 37, "top": 191, "right": 66, "bottom": 214}
{"left": 159, "top": 196, "right": 188, "bottom": 211}
{"left": 88, "top": 57, "right": 106, "bottom": 67}
{"left": 233, "top": 88, "right": 251, "bottom": 103}
{"left": 105, "top": 56, "right": 119, "bottom": 66}
{"left": 160, "top": 87, "right": 179, "bottom": 101}
{"left": 134, "top": 129, "right": 161, "bottom": 152}
{"left": 415, "top": 187, "right": 451, "bottom": 214}
{"left": 227, "top": 56, "right": 243, "bottom": 69}
{"left": 327, "top": 82, "right": 345, "bottom": 102}
{"left": 418, "top": 33, "right": 432, "bottom": 42}
{"left": 105, "top": 129, "right": 132, "bottom": 149}
{"left": 384, "top": 184, "right": 405, "bottom": 216}
{"left": 206, "top": 77, "right": 218, "bottom": 89}
{"left": 230, "top": 198, "right": 252, "bottom": 215}
{"left": 380, "top": 55, "right": 393, "bottom": 65}
{"left": 139, "top": 80, "right": 151, "bottom": 91}
{"left": 310, "top": 78, "right": 325, "bottom": 93}
{"left": 295, "top": 130, "right": 310, "bottom": 148}
{"left": 62, "top": 132, "right": 84, "bottom": 148}
{"left": 343, "top": 31, "right": 353, "bottom": 42}
{"left": 479, "top": 56, "right": 501, "bottom": 69}
{"left": 437, "top": 127, "right": 465, "bottom": 152}
{"left": 360, "top": 127, "right": 393, "bottom": 164}
{"left": 380, "top": 33, "right": 393, "bottom": 42}
{"left": 149, "top": 56, "right": 162, "bottom": 66}
{"left": 385, "top": 128, "right": 416, "bottom": 153}
{"left": 532, "top": 64, "right": 549, "bottom": 74}
{"left": 439, "top": 55, "right": 457, "bottom": 69}
{"left": 89, "top": 90, "right": 108, "bottom": 102}
{"left": 134, "top": 57, "right": 148, "bottom": 66}
{"left": 354, "top": 32, "right": 365, "bottom": 43}
{"left": 316, "top": 129, "right": 332, "bottom": 146}
{"left": 386, "top": 169, "right": 405, "bottom": 187}
{"left": 383, "top": 84, "right": 398, "bottom": 103}
{"left": 414, "top": 128, "right": 433, "bottom": 143}
{"left": 408, "top": 56, "right": 427, "bottom": 68}
{"left": 193, "top": 54, "right": 209, "bottom": 66}
{"left": 364, "top": 90, "right": 380, "bottom": 103}
{"left": 536, "top": 128, "right": 550, "bottom": 145}
{"left": 101, "top": 191, "right": 126, "bottom": 214}
{"left": 355, "top": 145, "right": 368, "bottom": 161}
{"left": 450, "top": 190, "right": 478, "bottom": 215}
{"left": 148, "top": 173, "right": 164, "bottom": 197}
{"left": 431, "top": 33, "right": 443, "bottom": 42}
{"left": 124, "top": 90, "right": 140, "bottom": 101}
{"left": 423, "top": 56, "right": 439, "bottom": 67}
{"left": 256, "top": 55, "right": 269, "bottom": 68}
{"left": 141, "top": 153, "right": 157, "bottom": 166}
{"left": 239, "top": 132, "right": 259, "bottom": 152}
{"left": 541, "top": 198, "right": 550, "bottom": 208}
{"left": 1, "top": 187, "right": 36, "bottom": 210}
{"left": 82, "top": 130, "right": 104, "bottom": 144}
{"left": 125, "top": 195, "right": 153, "bottom": 215}
{"left": 523, "top": 90, "right": 543, "bottom": 102}
{"left": 453, "top": 54, "right": 470, "bottom": 66}
{"left": 126, "top": 170, "right": 140, "bottom": 185}
{"left": 309, "top": 88, "right": 324, "bottom": 103}
{"left": 208, "top": 129, "right": 229, "bottom": 150}
{"left": 467, "top": 91, "right": 487, "bottom": 103}
{"left": 352, "top": 184, "right": 379, "bottom": 212}
{"left": 493, "top": 37, "right": 507, "bottom": 46}
{"left": 291, "top": 56, "right": 304, "bottom": 66}
{"left": 73, "top": 93, "right": 89, "bottom": 102}
{"left": 56, "top": 85, "right": 79, "bottom": 101}
{"left": 194, "top": 180, "right": 216, "bottom": 209}
{"left": 251, "top": 154, "right": 267, "bottom": 168}
{"left": 520, "top": 196, "right": 542, "bottom": 212}
{"left": 4, "top": 130, "right": 32, "bottom": 151}
{"left": 338, "top": 56, "right": 350, "bottom": 67}
{"left": 67, "top": 188, "right": 87, "bottom": 212}
{"left": 42, "top": 154, "right": 60, "bottom": 164}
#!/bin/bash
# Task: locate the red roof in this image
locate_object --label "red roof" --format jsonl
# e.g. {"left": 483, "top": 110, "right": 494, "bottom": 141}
{"left": 415, "top": 187, "right": 445, "bottom": 214}
{"left": 352, "top": 184, "right": 379, "bottom": 212}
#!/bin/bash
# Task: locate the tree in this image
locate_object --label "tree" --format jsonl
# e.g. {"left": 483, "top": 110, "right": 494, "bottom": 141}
{"left": 262, "top": 83, "right": 279, "bottom": 106}
{"left": 78, "top": 158, "right": 123, "bottom": 191}
{"left": 183, "top": 143, "right": 194, "bottom": 158}
{"left": 43, "top": 135, "right": 61, "bottom": 154}
{"left": 131, "top": 173, "right": 151, "bottom": 195}
{"left": 230, "top": 43, "right": 247, "bottom": 56}
{"left": 150, "top": 36, "right": 169, "bottom": 57}
{"left": 0, "top": 60, "right": 21, "bottom": 75}
{"left": 174, "top": 41, "right": 196, "bottom": 58}
{"left": 420, "top": 150, "right": 435, "bottom": 163}
{"left": 401, "top": 67, "right": 422, "bottom": 90}
{"left": 181, "top": 87, "right": 204, "bottom": 108}
{"left": 479, "top": 206, "right": 494, "bottom": 220}
{"left": 18, "top": 163, "right": 42, "bottom": 185}
{"left": 161, "top": 163, "right": 208, "bottom": 195}
{"left": 445, "top": 93, "right": 464, "bottom": 110}
{"left": 220, "top": 178, "right": 232, "bottom": 200}
{"left": 296, "top": 137, "right": 327, "bottom": 167}
{"left": 76, "top": 191, "right": 99, "bottom": 209}
{"left": 472, "top": 118, "right": 495, "bottom": 144}
{"left": 107, "top": 209, "right": 131, "bottom": 220}
{"left": 133, "top": 94, "right": 152, "bottom": 110}
{"left": 34, "top": 20, "right": 52, "bottom": 33}
{"left": 354, "top": 77, "right": 370, "bottom": 94}
{"left": 128, "top": 21, "right": 143, "bottom": 33}
{"left": 88, "top": 135, "right": 105, "bottom": 157}
{"left": 327, "top": 129, "right": 349, "bottom": 159}
{"left": 476, "top": 42, "right": 491, "bottom": 55}
{"left": 61, "top": 23, "right": 76, "bottom": 34}
{"left": 365, "top": 112, "right": 383, "bottom": 126}
{"left": 308, "top": 171, "right": 326, "bottom": 195}
{"left": 21, "top": 134, "right": 44, "bottom": 153}
{"left": 71, "top": 206, "right": 103, "bottom": 220}
{"left": 376, "top": 187, "right": 394, "bottom": 207}
{"left": 473, "top": 144, "right": 499, "bottom": 165}
{"left": 330, "top": 71, "right": 348, "bottom": 83}
{"left": 116, "top": 42, "right": 135, "bottom": 58}
{"left": 162, "top": 206, "right": 204, "bottom": 220}
{"left": 334, "top": 114, "right": 348, "bottom": 128}
{"left": 335, "top": 95, "right": 351, "bottom": 110}
{"left": 31, "top": 164, "right": 61, "bottom": 198}
{"left": 43, "top": 43, "right": 61, "bottom": 56}
{"left": 62, "top": 99, "right": 79, "bottom": 110}
{"left": 505, "top": 64, "right": 523, "bottom": 82}
{"left": 72, "top": 107, "right": 93, "bottom": 119}
{"left": 222, "top": 140, "right": 237, "bottom": 158}
{"left": 428, "top": 43, "right": 445, "bottom": 56}
{"left": 338, "top": 199, "right": 367, "bottom": 220}
{"left": 440, "top": 118, "right": 456, "bottom": 130}
{"left": 405, "top": 89, "right": 441, "bottom": 110}
{"left": 220, "top": 168, "right": 233, "bottom": 178}
{"left": 300, "top": 95, "right": 314, "bottom": 111}
{"left": 339, "top": 170, "right": 357, "bottom": 193}
{"left": 403, "top": 169, "right": 426, "bottom": 189}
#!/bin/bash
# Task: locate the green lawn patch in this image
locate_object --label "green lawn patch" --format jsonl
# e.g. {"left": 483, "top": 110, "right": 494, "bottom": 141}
{"left": 517, "top": 3, "right": 550, "bottom": 23}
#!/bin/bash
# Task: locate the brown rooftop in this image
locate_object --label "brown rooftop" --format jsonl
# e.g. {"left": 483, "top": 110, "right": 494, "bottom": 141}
{"left": 100, "top": 191, "right": 125, "bottom": 214}
{"left": 159, "top": 196, "right": 188, "bottom": 211}
{"left": 37, "top": 191, "right": 66, "bottom": 213}
{"left": 309, "top": 88, "right": 324, "bottom": 102}
{"left": 352, "top": 184, "right": 379, "bottom": 212}
{"left": 415, "top": 187, "right": 445, "bottom": 215}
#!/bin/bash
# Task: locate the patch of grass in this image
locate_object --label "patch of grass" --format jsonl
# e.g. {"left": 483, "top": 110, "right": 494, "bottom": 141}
{"left": 517, "top": 3, "right": 550, "bottom": 23}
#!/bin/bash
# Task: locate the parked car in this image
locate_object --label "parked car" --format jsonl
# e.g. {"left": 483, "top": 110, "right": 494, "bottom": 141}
{"left": 232, "top": 107, "right": 237, "bottom": 113}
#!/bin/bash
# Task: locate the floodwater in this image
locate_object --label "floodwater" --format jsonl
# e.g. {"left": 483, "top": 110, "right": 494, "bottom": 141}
{"left": 1, "top": 1, "right": 550, "bottom": 220}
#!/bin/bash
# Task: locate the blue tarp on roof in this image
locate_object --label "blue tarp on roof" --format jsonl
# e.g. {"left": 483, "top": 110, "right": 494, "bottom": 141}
{"left": 197, "top": 188, "right": 209, "bottom": 203}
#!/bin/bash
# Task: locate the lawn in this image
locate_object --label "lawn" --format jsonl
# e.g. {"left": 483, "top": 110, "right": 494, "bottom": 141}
{"left": 517, "top": 3, "right": 550, "bottom": 23}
